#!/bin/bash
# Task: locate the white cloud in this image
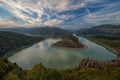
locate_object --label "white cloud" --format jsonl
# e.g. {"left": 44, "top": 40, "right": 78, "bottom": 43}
{"left": 0, "top": 0, "right": 119, "bottom": 28}
{"left": 0, "top": 18, "right": 19, "bottom": 27}
{"left": 0, "top": 0, "right": 43, "bottom": 24}
{"left": 0, "top": 0, "right": 97, "bottom": 26}
{"left": 83, "top": 2, "right": 120, "bottom": 25}
{"left": 44, "top": 19, "right": 63, "bottom": 26}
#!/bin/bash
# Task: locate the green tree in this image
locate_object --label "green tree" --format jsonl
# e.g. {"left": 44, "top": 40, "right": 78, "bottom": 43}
{"left": 43, "top": 69, "right": 62, "bottom": 80}
{"left": 4, "top": 72, "right": 20, "bottom": 80}
{"left": 25, "top": 63, "right": 46, "bottom": 80}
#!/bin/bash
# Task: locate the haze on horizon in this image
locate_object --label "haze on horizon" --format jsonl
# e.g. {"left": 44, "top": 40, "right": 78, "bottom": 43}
{"left": 0, "top": 0, "right": 120, "bottom": 30}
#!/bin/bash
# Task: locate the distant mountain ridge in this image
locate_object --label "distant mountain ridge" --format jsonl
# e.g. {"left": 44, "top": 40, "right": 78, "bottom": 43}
{"left": 0, "top": 27, "right": 71, "bottom": 37}
{"left": 76, "top": 24, "right": 120, "bottom": 36}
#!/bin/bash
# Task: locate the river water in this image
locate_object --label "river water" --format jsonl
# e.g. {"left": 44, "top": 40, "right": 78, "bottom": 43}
{"left": 8, "top": 36, "right": 116, "bottom": 70}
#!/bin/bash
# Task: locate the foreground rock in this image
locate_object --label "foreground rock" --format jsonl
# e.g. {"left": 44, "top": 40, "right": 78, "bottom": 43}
{"left": 78, "top": 58, "right": 120, "bottom": 69}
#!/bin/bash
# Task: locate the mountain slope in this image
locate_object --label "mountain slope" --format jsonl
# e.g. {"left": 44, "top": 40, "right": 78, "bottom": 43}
{"left": 0, "top": 31, "right": 43, "bottom": 57}
{"left": 76, "top": 24, "right": 120, "bottom": 36}
{"left": 0, "top": 27, "right": 71, "bottom": 37}
{"left": 24, "top": 27, "right": 71, "bottom": 37}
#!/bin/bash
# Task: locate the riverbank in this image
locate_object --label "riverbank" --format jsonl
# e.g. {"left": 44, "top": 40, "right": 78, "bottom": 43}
{"left": 51, "top": 44, "right": 87, "bottom": 50}
{"left": 0, "top": 31, "right": 44, "bottom": 57}
{"left": 3, "top": 40, "right": 45, "bottom": 58}
{"left": 86, "top": 37, "right": 120, "bottom": 61}
{"left": 76, "top": 36, "right": 120, "bottom": 70}
{"left": 87, "top": 38, "right": 119, "bottom": 54}
{"left": 3, "top": 44, "right": 33, "bottom": 58}
{"left": 51, "top": 35, "right": 86, "bottom": 50}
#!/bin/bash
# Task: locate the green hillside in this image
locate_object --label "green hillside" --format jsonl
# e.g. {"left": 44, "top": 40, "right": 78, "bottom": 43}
{"left": 0, "top": 31, "right": 44, "bottom": 57}
{"left": 0, "top": 58, "right": 120, "bottom": 80}
{"left": 76, "top": 24, "right": 120, "bottom": 37}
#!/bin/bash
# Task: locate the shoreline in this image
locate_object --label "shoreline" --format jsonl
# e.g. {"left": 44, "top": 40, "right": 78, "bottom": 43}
{"left": 51, "top": 45, "right": 87, "bottom": 50}
{"left": 85, "top": 37, "right": 120, "bottom": 61}
{"left": 3, "top": 40, "right": 44, "bottom": 58}
{"left": 3, "top": 44, "right": 33, "bottom": 58}
{"left": 87, "top": 37, "right": 119, "bottom": 55}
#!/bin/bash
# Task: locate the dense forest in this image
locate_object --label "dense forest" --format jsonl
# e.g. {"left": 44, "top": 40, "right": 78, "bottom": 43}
{"left": 0, "top": 31, "right": 44, "bottom": 57}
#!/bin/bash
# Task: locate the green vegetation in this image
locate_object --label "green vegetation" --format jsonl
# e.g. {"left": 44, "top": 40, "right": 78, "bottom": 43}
{"left": 62, "top": 34, "right": 80, "bottom": 44}
{"left": 0, "top": 58, "right": 120, "bottom": 80}
{"left": 76, "top": 24, "right": 120, "bottom": 37}
{"left": 0, "top": 31, "right": 44, "bottom": 57}
{"left": 87, "top": 35, "right": 120, "bottom": 54}
{"left": 0, "top": 30, "right": 120, "bottom": 80}
{"left": 0, "top": 27, "right": 71, "bottom": 38}
{"left": 52, "top": 35, "right": 84, "bottom": 49}
{"left": 24, "top": 27, "right": 71, "bottom": 38}
{"left": 0, "top": 58, "right": 25, "bottom": 80}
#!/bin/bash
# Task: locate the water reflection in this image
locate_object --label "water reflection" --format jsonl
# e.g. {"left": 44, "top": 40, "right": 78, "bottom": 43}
{"left": 8, "top": 37, "right": 116, "bottom": 70}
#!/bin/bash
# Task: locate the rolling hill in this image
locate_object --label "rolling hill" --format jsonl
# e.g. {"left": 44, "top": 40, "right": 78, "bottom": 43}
{"left": 0, "top": 31, "right": 43, "bottom": 57}
{"left": 0, "top": 27, "right": 71, "bottom": 37}
{"left": 76, "top": 24, "right": 120, "bottom": 36}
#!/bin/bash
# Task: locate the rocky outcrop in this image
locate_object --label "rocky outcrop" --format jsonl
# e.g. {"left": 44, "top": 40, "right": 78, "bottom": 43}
{"left": 78, "top": 58, "right": 106, "bottom": 69}
{"left": 78, "top": 58, "right": 120, "bottom": 69}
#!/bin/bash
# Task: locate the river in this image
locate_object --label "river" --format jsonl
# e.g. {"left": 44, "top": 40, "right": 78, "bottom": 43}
{"left": 7, "top": 36, "right": 117, "bottom": 70}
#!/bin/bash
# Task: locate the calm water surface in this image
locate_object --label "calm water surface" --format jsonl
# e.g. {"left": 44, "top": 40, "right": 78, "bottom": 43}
{"left": 8, "top": 36, "right": 117, "bottom": 70}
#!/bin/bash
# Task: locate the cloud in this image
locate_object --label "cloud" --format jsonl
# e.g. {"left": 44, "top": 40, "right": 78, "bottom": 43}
{"left": 44, "top": 19, "right": 63, "bottom": 26}
{"left": 83, "top": 1, "right": 120, "bottom": 25}
{"left": 0, "top": 18, "right": 19, "bottom": 27}
{"left": 0, "top": 0, "right": 98, "bottom": 26}
{"left": 0, "top": 0, "right": 119, "bottom": 28}
{"left": 0, "top": 0, "right": 43, "bottom": 24}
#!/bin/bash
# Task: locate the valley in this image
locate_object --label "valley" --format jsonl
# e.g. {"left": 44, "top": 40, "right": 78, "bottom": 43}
{"left": 0, "top": 25, "right": 120, "bottom": 80}
{"left": 0, "top": 0, "right": 120, "bottom": 79}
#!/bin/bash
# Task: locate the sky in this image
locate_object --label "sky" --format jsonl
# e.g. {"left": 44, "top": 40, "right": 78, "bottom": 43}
{"left": 0, "top": 0, "right": 120, "bottom": 30}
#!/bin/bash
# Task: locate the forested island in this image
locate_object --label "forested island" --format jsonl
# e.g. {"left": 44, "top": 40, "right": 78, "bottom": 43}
{"left": 51, "top": 35, "right": 86, "bottom": 50}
